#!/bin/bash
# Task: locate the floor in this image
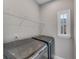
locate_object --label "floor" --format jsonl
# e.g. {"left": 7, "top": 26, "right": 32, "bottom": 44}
{"left": 41, "top": 55, "right": 64, "bottom": 59}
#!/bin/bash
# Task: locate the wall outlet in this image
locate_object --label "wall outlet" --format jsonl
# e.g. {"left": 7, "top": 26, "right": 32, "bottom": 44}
{"left": 14, "top": 34, "right": 19, "bottom": 40}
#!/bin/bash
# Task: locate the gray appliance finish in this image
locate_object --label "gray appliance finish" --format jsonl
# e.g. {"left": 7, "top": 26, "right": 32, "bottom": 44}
{"left": 4, "top": 35, "right": 55, "bottom": 59}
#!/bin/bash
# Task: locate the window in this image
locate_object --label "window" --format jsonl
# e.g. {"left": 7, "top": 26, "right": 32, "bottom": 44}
{"left": 57, "top": 9, "right": 71, "bottom": 38}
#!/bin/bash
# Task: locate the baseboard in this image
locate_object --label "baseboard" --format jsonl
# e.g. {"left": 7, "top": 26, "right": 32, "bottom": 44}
{"left": 54, "top": 56, "right": 64, "bottom": 59}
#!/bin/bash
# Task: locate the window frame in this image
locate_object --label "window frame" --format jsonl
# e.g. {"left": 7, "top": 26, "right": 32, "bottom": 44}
{"left": 57, "top": 9, "right": 71, "bottom": 38}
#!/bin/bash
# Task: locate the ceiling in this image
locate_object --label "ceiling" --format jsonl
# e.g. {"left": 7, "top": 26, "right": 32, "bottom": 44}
{"left": 35, "top": 0, "right": 53, "bottom": 5}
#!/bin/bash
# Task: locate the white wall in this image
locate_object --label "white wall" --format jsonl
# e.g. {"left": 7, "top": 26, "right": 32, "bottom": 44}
{"left": 3, "top": 0, "right": 40, "bottom": 43}
{"left": 40, "top": 0, "right": 74, "bottom": 59}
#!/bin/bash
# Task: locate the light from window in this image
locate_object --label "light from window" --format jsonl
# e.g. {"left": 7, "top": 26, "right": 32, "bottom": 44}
{"left": 57, "top": 9, "right": 70, "bottom": 38}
